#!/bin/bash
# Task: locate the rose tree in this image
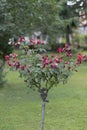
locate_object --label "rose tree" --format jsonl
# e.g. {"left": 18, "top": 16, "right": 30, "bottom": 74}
{"left": 5, "top": 41, "right": 83, "bottom": 130}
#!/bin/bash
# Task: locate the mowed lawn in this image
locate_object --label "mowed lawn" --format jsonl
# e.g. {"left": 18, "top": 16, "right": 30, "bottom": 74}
{"left": 0, "top": 64, "right": 87, "bottom": 130}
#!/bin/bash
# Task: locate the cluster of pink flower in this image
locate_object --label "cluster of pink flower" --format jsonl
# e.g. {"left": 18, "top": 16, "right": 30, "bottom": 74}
{"left": 57, "top": 44, "right": 72, "bottom": 57}
{"left": 5, "top": 44, "right": 83, "bottom": 73}
{"left": 83, "top": 55, "right": 87, "bottom": 61}
{"left": 30, "top": 38, "right": 45, "bottom": 45}
{"left": 5, "top": 54, "right": 20, "bottom": 69}
{"left": 14, "top": 36, "right": 45, "bottom": 48}
{"left": 39, "top": 44, "right": 83, "bottom": 70}
{"left": 14, "top": 36, "right": 25, "bottom": 47}
{"left": 5, "top": 53, "right": 32, "bottom": 72}
{"left": 77, "top": 53, "right": 83, "bottom": 64}
{"left": 5, "top": 53, "right": 18, "bottom": 61}
{"left": 41, "top": 55, "right": 63, "bottom": 69}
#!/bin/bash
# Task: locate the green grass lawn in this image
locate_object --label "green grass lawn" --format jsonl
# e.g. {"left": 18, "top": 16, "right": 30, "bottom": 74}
{"left": 0, "top": 64, "right": 87, "bottom": 130}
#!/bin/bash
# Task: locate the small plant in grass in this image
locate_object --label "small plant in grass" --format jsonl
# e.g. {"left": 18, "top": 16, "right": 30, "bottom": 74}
{"left": 5, "top": 39, "right": 83, "bottom": 130}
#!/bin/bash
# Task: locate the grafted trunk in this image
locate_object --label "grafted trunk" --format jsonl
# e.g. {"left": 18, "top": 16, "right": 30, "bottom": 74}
{"left": 40, "top": 101, "right": 46, "bottom": 130}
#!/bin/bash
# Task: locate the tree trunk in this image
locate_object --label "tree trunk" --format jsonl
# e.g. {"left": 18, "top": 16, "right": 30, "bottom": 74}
{"left": 0, "top": 60, "right": 5, "bottom": 86}
{"left": 66, "top": 32, "right": 70, "bottom": 45}
{"left": 40, "top": 101, "right": 46, "bottom": 130}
